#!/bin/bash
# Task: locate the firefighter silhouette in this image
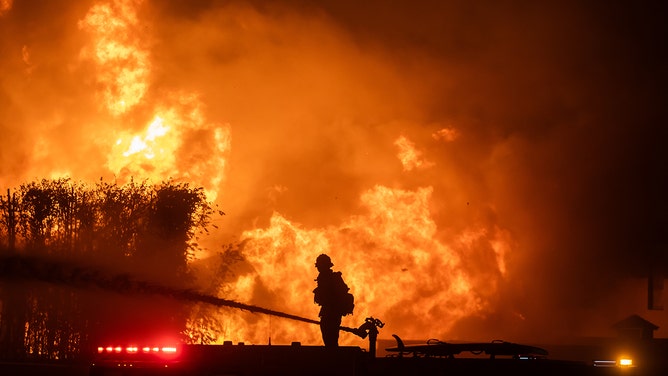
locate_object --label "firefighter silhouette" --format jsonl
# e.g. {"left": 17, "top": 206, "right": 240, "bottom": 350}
{"left": 313, "top": 253, "right": 353, "bottom": 347}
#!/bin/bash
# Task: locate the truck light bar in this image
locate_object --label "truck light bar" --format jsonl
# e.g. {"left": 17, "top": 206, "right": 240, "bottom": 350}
{"left": 97, "top": 345, "right": 179, "bottom": 354}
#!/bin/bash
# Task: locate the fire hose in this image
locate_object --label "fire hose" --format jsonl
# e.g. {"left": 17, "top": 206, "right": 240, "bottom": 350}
{"left": 0, "top": 254, "right": 383, "bottom": 352}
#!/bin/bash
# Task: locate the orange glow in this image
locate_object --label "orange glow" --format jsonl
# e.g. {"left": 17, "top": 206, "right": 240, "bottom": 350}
{"left": 394, "top": 136, "right": 433, "bottom": 171}
{"left": 432, "top": 127, "right": 459, "bottom": 142}
{"left": 77, "top": 0, "right": 231, "bottom": 201}
{"left": 618, "top": 357, "right": 633, "bottom": 367}
{"left": 0, "top": 0, "right": 11, "bottom": 16}
{"left": 6, "top": 0, "right": 526, "bottom": 348}
{"left": 78, "top": 0, "right": 149, "bottom": 116}
{"left": 121, "top": 116, "right": 170, "bottom": 158}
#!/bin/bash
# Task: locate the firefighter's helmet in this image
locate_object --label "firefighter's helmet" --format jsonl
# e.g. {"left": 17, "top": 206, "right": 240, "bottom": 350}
{"left": 315, "top": 254, "right": 333, "bottom": 268}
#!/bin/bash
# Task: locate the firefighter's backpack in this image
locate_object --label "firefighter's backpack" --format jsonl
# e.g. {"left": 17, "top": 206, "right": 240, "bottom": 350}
{"left": 340, "top": 291, "right": 354, "bottom": 316}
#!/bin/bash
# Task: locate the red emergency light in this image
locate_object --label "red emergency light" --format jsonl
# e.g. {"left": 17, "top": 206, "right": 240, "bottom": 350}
{"left": 97, "top": 345, "right": 179, "bottom": 355}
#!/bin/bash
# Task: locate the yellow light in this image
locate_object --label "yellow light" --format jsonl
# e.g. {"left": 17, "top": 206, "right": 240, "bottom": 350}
{"left": 114, "top": 346, "right": 122, "bottom": 353}
{"left": 619, "top": 358, "right": 633, "bottom": 367}
{"left": 126, "top": 346, "right": 138, "bottom": 353}
{"left": 162, "top": 347, "right": 177, "bottom": 353}
{"left": 97, "top": 347, "right": 104, "bottom": 353}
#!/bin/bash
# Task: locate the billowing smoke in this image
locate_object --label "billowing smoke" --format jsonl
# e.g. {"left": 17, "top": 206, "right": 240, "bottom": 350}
{"left": 1, "top": 0, "right": 666, "bottom": 345}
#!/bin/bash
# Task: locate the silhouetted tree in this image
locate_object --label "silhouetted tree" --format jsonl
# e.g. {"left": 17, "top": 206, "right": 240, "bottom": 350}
{"left": 0, "top": 178, "right": 214, "bottom": 360}
{"left": 0, "top": 190, "right": 23, "bottom": 360}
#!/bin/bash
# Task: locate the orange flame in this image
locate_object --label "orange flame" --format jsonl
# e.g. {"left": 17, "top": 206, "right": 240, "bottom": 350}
{"left": 394, "top": 136, "right": 434, "bottom": 171}
{"left": 79, "top": 0, "right": 231, "bottom": 200}
{"left": 187, "top": 183, "right": 508, "bottom": 345}
{"left": 79, "top": 0, "right": 148, "bottom": 116}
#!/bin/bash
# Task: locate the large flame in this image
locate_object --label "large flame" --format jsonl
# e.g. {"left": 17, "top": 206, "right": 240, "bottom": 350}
{"left": 215, "top": 183, "right": 508, "bottom": 345}
{"left": 78, "top": 0, "right": 230, "bottom": 201}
